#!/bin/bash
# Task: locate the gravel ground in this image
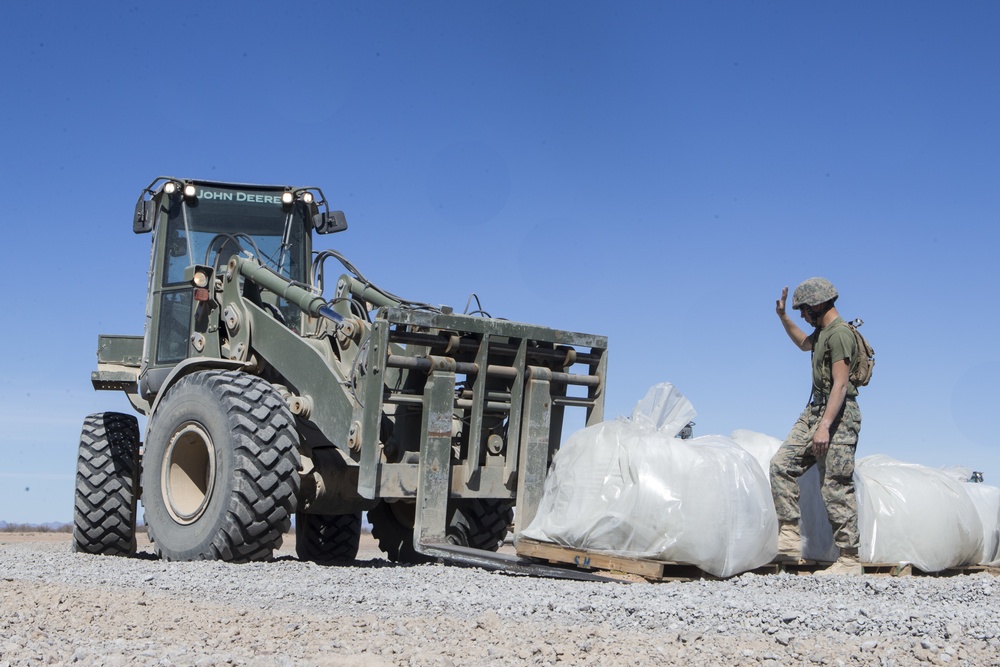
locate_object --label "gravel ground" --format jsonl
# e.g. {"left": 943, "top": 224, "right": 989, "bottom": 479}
{"left": 2, "top": 534, "right": 1000, "bottom": 666}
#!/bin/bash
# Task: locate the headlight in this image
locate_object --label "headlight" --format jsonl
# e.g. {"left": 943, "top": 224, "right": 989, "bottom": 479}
{"left": 183, "top": 183, "right": 197, "bottom": 198}
{"left": 163, "top": 181, "right": 178, "bottom": 194}
{"left": 192, "top": 270, "right": 210, "bottom": 288}
{"left": 281, "top": 191, "right": 294, "bottom": 205}
{"left": 302, "top": 191, "right": 314, "bottom": 204}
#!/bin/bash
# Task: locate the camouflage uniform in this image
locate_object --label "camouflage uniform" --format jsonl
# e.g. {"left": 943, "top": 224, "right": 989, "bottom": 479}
{"left": 770, "top": 316, "right": 862, "bottom": 550}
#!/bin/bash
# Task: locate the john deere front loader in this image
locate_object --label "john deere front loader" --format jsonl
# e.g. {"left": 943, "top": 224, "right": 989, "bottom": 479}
{"left": 74, "top": 177, "right": 607, "bottom": 569}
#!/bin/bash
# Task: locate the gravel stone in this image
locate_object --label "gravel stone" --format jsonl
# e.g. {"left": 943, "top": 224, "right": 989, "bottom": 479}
{"left": 2, "top": 538, "right": 1000, "bottom": 665}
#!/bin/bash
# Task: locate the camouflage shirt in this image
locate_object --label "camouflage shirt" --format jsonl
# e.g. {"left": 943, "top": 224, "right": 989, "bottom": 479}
{"left": 809, "top": 316, "right": 859, "bottom": 399}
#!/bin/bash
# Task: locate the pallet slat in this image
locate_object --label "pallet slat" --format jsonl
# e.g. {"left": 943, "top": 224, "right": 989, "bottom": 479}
{"left": 516, "top": 538, "right": 725, "bottom": 581}
{"left": 516, "top": 538, "right": 670, "bottom": 579}
{"left": 515, "top": 538, "right": 994, "bottom": 581}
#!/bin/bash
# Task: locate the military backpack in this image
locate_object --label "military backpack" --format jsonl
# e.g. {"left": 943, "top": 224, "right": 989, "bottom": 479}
{"left": 843, "top": 319, "right": 875, "bottom": 387}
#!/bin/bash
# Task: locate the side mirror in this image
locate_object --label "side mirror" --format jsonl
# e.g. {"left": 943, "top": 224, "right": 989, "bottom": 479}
{"left": 133, "top": 199, "right": 155, "bottom": 234}
{"left": 314, "top": 210, "right": 348, "bottom": 235}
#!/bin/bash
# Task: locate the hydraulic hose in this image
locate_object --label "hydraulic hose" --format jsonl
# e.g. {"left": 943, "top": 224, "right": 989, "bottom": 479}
{"left": 234, "top": 257, "right": 344, "bottom": 324}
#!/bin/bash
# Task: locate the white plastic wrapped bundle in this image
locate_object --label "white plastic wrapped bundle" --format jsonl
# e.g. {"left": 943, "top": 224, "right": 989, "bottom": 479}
{"left": 963, "top": 483, "right": 1000, "bottom": 566}
{"left": 520, "top": 384, "right": 777, "bottom": 578}
{"left": 939, "top": 466, "right": 1000, "bottom": 566}
{"left": 730, "top": 430, "right": 839, "bottom": 562}
{"left": 856, "top": 455, "right": 984, "bottom": 571}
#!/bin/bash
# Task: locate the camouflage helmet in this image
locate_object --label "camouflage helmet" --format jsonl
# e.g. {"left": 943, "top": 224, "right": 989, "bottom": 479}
{"left": 792, "top": 277, "right": 838, "bottom": 309}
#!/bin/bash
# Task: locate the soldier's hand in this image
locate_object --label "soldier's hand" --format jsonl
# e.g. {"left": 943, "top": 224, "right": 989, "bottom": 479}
{"left": 812, "top": 425, "right": 830, "bottom": 457}
{"left": 776, "top": 286, "right": 789, "bottom": 317}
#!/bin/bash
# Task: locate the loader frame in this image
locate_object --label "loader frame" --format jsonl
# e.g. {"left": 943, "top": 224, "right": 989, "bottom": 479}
{"left": 82, "top": 176, "right": 608, "bottom": 570}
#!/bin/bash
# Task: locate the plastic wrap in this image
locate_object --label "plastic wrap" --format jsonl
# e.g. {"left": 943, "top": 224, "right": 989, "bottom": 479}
{"left": 940, "top": 465, "right": 976, "bottom": 484}
{"left": 521, "top": 383, "right": 995, "bottom": 575}
{"left": 856, "top": 455, "right": 984, "bottom": 571}
{"left": 730, "top": 430, "right": 839, "bottom": 562}
{"left": 962, "top": 483, "right": 1000, "bottom": 566}
{"left": 939, "top": 466, "right": 1000, "bottom": 565}
{"left": 520, "top": 384, "right": 777, "bottom": 578}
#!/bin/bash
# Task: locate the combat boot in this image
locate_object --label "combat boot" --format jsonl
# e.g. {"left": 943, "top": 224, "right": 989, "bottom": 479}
{"left": 773, "top": 522, "right": 804, "bottom": 564}
{"left": 817, "top": 548, "right": 863, "bottom": 576}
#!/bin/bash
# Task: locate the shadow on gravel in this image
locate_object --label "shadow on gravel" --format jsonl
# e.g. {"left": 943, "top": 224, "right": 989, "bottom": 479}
{"left": 272, "top": 554, "right": 412, "bottom": 570}
{"left": 126, "top": 550, "right": 405, "bottom": 568}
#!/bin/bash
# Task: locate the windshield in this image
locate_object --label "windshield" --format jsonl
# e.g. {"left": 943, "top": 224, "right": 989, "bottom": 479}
{"left": 161, "top": 185, "right": 309, "bottom": 287}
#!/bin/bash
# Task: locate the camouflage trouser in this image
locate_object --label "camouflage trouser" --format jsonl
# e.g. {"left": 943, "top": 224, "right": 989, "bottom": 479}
{"left": 769, "top": 399, "right": 862, "bottom": 550}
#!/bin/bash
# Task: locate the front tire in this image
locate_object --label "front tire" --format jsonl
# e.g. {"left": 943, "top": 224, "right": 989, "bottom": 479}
{"left": 73, "top": 412, "right": 140, "bottom": 556}
{"left": 141, "top": 371, "right": 300, "bottom": 562}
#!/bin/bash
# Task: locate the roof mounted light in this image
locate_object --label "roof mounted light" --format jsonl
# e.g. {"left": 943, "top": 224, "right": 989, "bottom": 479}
{"left": 163, "top": 181, "right": 178, "bottom": 195}
{"left": 183, "top": 183, "right": 197, "bottom": 198}
{"left": 281, "top": 191, "right": 294, "bottom": 205}
{"left": 301, "top": 191, "right": 314, "bottom": 204}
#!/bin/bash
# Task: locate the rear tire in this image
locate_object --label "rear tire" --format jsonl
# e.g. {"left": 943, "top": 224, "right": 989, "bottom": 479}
{"left": 368, "top": 499, "right": 512, "bottom": 563}
{"left": 448, "top": 499, "right": 513, "bottom": 551}
{"left": 368, "top": 501, "right": 427, "bottom": 563}
{"left": 73, "top": 412, "right": 140, "bottom": 556}
{"left": 141, "top": 371, "right": 300, "bottom": 562}
{"left": 295, "top": 512, "right": 361, "bottom": 563}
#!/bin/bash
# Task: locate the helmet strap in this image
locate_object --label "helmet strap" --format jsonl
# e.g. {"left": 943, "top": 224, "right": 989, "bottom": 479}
{"left": 806, "top": 301, "right": 834, "bottom": 322}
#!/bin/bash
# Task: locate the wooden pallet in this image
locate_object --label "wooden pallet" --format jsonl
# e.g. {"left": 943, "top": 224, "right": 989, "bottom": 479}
{"left": 516, "top": 538, "right": 736, "bottom": 582}
{"left": 768, "top": 560, "right": 907, "bottom": 576}
{"left": 763, "top": 561, "right": 997, "bottom": 577}
{"left": 911, "top": 564, "right": 994, "bottom": 577}
{"left": 515, "top": 538, "right": 998, "bottom": 581}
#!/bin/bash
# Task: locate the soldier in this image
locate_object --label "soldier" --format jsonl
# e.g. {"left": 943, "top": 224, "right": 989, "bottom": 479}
{"left": 771, "top": 277, "right": 863, "bottom": 575}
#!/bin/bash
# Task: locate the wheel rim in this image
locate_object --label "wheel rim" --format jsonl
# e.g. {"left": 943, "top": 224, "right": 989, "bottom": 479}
{"left": 162, "top": 422, "right": 216, "bottom": 525}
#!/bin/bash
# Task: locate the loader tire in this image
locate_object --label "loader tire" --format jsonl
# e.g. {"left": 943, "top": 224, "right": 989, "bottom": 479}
{"left": 368, "top": 499, "right": 513, "bottom": 563}
{"left": 368, "top": 500, "right": 429, "bottom": 564}
{"left": 295, "top": 512, "right": 361, "bottom": 563}
{"left": 73, "top": 412, "right": 141, "bottom": 556}
{"left": 447, "top": 499, "right": 513, "bottom": 552}
{"left": 141, "top": 371, "right": 299, "bottom": 562}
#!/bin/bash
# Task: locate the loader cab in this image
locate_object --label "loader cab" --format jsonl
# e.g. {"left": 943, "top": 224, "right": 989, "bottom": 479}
{"left": 133, "top": 178, "right": 329, "bottom": 399}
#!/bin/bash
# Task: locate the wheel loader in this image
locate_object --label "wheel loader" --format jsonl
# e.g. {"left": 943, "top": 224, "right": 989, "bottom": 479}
{"left": 74, "top": 177, "right": 607, "bottom": 571}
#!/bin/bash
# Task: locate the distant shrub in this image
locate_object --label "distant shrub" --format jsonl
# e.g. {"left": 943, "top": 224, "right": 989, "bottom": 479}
{"left": 0, "top": 523, "right": 72, "bottom": 533}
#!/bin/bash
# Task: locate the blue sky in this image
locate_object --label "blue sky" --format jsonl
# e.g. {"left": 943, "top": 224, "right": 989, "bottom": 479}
{"left": 2, "top": 2, "right": 998, "bottom": 523}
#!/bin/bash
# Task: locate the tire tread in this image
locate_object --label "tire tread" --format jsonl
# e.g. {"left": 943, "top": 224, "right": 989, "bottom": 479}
{"left": 147, "top": 371, "right": 299, "bottom": 563}
{"left": 296, "top": 512, "right": 362, "bottom": 563}
{"left": 72, "top": 412, "right": 140, "bottom": 556}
